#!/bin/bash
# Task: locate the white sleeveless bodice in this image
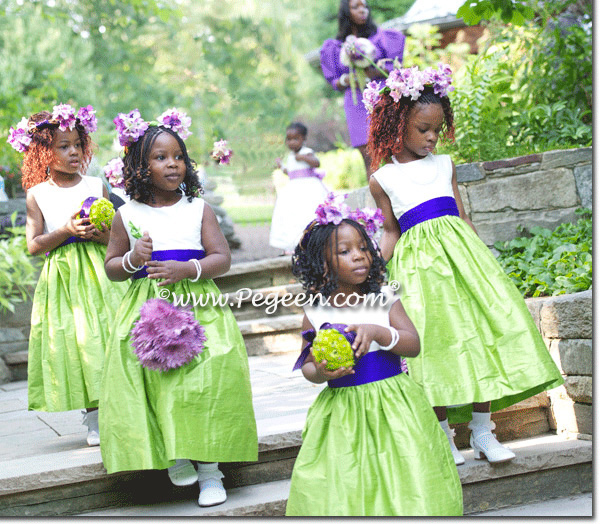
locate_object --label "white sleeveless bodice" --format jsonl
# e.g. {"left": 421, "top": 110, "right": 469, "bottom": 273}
{"left": 28, "top": 176, "right": 104, "bottom": 233}
{"left": 120, "top": 196, "right": 205, "bottom": 251}
{"left": 304, "top": 286, "right": 399, "bottom": 354}
{"left": 285, "top": 146, "right": 314, "bottom": 172}
{"left": 372, "top": 153, "right": 454, "bottom": 218}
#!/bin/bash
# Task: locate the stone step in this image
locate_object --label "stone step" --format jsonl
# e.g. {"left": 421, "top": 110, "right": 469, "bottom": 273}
{"left": 238, "top": 314, "right": 303, "bottom": 356}
{"left": 76, "top": 434, "right": 592, "bottom": 517}
{"left": 213, "top": 257, "right": 295, "bottom": 295}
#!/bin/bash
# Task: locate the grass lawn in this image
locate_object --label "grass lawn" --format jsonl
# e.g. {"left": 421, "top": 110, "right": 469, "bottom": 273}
{"left": 223, "top": 203, "right": 274, "bottom": 226}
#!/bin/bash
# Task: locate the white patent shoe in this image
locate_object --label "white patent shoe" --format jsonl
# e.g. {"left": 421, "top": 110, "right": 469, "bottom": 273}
{"left": 81, "top": 410, "right": 100, "bottom": 447}
{"left": 167, "top": 459, "right": 198, "bottom": 486}
{"left": 469, "top": 421, "right": 516, "bottom": 463}
{"left": 198, "top": 477, "right": 227, "bottom": 507}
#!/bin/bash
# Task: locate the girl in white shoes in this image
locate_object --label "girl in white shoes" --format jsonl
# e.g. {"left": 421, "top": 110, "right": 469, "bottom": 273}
{"left": 366, "top": 65, "right": 564, "bottom": 465}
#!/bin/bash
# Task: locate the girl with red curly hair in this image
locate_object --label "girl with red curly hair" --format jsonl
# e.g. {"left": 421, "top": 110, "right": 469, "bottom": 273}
{"left": 367, "top": 66, "right": 563, "bottom": 467}
{"left": 11, "top": 105, "right": 127, "bottom": 446}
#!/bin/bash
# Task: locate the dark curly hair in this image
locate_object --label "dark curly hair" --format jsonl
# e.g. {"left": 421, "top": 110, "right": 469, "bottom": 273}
{"left": 367, "top": 86, "right": 455, "bottom": 172}
{"left": 336, "top": 0, "right": 378, "bottom": 40}
{"left": 292, "top": 218, "right": 386, "bottom": 298}
{"left": 21, "top": 111, "right": 94, "bottom": 190}
{"left": 122, "top": 125, "right": 202, "bottom": 204}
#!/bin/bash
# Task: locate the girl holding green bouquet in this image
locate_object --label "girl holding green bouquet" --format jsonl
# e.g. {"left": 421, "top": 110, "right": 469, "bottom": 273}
{"left": 285, "top": 194, "right": 462, "bottom": 516}
{"left": 11, "top": 105, "right": 127, "bottom": 446}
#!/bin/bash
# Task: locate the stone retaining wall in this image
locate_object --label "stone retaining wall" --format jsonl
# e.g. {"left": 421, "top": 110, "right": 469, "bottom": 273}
{"left": 526, "top": 289, "right": 593, "bottom": 439}
{"left": 346, "top": 147, "right": 592, "bottom": 247}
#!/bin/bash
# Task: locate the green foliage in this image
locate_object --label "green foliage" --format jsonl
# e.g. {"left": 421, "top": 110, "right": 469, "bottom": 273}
{"left": 0, "top": 214, "right": 41, "bottom": 314}
{"left": 439, "top": 0, "right": 592, "bottom": 163}
{"left": 494, "top": 209, "right": 592, "bottom": 298}
{"left": 320, "top": 146, "right": 367, "bottom": 190}
{"left": 457, "top": 0, "right": 535, "bottom": 25}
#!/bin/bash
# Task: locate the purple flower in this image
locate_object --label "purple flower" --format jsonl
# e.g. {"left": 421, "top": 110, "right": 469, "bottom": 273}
{"left": 157, "top": 108, "right": 192, "bottom": 140}
{"left": 211, "top": 139, "right": 233, "bottom": 165}
{"left": 103, "top": 157, "right": 125, "bottom": 189}
{"left": 130, "top": 298, "right": 207, "bottom": 372}
{"left": 7, "top": 118, "right": 32, "bottom": 152}
{"left": 315, "top": 193, "right": 351, "bottom": 226}
{"left": 362, "top": 80, "right": 382, "bottom": 113}
{"left": 52, "top": 104, "right": 77, "bottom": 131}
{"left": 349, "top": 207, "right": 384, "bottom": 238}
{"left": 114, "top": 109, "right": 149, "bottom": 147}
{"left": 76, "top": 105, "right": 98, "bottom": 134}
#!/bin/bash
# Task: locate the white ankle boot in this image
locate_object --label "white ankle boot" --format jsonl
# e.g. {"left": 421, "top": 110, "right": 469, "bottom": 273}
{"left": 468, "top": 412, "right": 515, "bottom": 464}
{"left": 197, "top": 463, "right": 227, "bottom": 507}
{"left": 81, "top": 410, "right": 100, "bottom": 447}
{"left": 440, "top": 419, "right": 465, "bottom": 465}
{"left": 167, "top": 459, "right": 198, "bottom": 486}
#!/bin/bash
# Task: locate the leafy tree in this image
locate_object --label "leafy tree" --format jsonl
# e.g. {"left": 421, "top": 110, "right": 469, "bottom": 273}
{"left": 457, "top": 0, "right": 535, "bottom": 25}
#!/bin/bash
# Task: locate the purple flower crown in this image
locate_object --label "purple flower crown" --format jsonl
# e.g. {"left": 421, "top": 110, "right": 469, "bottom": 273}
{"left": 103, "top": 157, "right": 125, "bottom": 189}
{"left": 363, "top": 63, "right": 454, "bottom": 114}
{"left": 211, "top": 139, "right": 233, "bottom": 165}
{"left": 314, "top": 192, "right": 384, "bottom": 239}
{"left": 113, "top": 107, "right": 192, "bottom": 148}
{"left": 7, "top": 104, "right": 97, "bottom": 153}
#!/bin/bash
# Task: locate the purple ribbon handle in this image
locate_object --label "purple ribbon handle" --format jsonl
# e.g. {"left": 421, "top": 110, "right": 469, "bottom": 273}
{"left": 292, "top": 323, "right": 356, "bottom": 371}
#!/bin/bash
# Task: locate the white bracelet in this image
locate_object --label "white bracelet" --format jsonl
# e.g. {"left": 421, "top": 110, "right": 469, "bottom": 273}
{"left": 122, "top": 250, "right": 143, "bottom": 274}
{"left": 380, "top": 326, "right": 399, "bottom": 351}
{"left": 189, "top": 258, "right": 202, "bottom": 282}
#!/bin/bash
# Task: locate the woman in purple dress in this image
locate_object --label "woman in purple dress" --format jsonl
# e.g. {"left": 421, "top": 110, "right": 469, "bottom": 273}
{"left": 321, "top": 0, "right": 406, "bottom": 179}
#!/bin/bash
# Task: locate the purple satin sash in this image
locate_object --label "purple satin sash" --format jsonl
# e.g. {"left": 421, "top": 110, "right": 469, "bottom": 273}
{"left": 46, "top": 236, "right": 90, "bottom": 257}
{"left": 288, "top": 168, "right": 325, "bottom": 181}
{"left": 398, "top": 196, "right": 459, "bottom": 234}
{"left": 132, "top": 249, "right": 206, "bottom": 280}
{"left": 328, "top": 350, "right": 403, "bottom": 388}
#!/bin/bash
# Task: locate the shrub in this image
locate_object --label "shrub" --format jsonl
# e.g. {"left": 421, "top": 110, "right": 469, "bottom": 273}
{"left": 0, "top": 213, "right": 41, "bottom": 313}
{"left": 494, "top": 209, "right": 592, "bottom": 298}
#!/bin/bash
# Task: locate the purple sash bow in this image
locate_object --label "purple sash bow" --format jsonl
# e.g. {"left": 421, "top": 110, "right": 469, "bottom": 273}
{"left": 398, "top": 196, "right": 459, "bottom": 234}
{"left": 132, "top": 249, "right": 206, "bottom": 280}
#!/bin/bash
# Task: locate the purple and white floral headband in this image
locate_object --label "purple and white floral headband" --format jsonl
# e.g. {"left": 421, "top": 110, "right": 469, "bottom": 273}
{"left": 7, "top": 104, "right": 97, "bottom": 153}
{"left": 313, "top": 192, "right": 384, "bottom": 240}
{"left": 113, "top": 107, "right": 192, "bottom": 148}
{"left": 362, "top": 63, "right": 454, "bottom": 114}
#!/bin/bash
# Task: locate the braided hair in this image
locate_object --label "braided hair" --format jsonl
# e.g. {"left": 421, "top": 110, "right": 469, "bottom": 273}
{"left": 122, "top": 125, "right": 202, "bottom": 204}
{"left": 292, "top": 218, "right": 386, "bottom": 298}
{"left": 21, "top": 111, "right": 94, "bottom": 190}
{"left": 367, "top": 86, "right": 454, "bottom": 172}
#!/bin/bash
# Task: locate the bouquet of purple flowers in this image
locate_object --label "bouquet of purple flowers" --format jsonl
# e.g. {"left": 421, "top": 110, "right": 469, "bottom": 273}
{"left": 130, "top": 298, "right": 207, "bottom": 372}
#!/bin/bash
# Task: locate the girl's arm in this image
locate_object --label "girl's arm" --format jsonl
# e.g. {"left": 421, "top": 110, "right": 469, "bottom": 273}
{"left": 104, "top": 211, "right": 153, "bottom": 281}
{"left": 344, "top": 299, "right": 420, "bottom": 358}
{"left": 295, "top": 151, "right": 320, "bottom": 168}
{"left": 145, "top": 202, "right": 231, "bottom": 286}
{"left": 369, "top": 176, "right": 400, "bottom": 262}
{"left": 451, "top": 160, "right": 478, "bottom": 235}
{"left": 25, "top": 191, "right": 94, "bottom": 256}
{"left": 300, "top": 314, "right": 355, "bottom": 384}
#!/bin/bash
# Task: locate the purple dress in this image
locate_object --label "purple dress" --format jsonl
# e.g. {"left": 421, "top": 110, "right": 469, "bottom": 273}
{"left": 320, "top": 29, "right": 406, "bottom": 147}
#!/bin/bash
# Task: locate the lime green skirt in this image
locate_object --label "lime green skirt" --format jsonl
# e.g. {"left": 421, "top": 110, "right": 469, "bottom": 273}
{"left": 27, "top": 242, "right": 128, "bottom": 412}
{"left": 387, "top": 215, "right": 563, "bottom": 423}
{"left": 285, "top": 373, "right": 463, "bottom": 516}
{"left": 99, "top": 277, "right": 258, "bottom": 474}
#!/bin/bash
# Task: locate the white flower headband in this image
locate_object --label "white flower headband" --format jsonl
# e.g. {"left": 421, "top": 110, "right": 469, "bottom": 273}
{"left": 7, "top": 104, "right": 97, "bottom": 153}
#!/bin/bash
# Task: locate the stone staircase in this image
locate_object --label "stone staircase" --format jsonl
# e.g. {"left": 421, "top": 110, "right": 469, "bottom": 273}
{"left": 0, "top": 257, "right": 592, "bottom": 517}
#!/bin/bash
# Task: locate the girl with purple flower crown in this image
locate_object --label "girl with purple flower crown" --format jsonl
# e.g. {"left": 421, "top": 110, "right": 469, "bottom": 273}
{"left": 99, "top": 109, "right": 257, "bottom": 508}
{"left": 367, "top": 64, "right": 563, "bottom": 465}
{"left": 285, "top": 194, "right": 462, "bottom": 516}
{"left": 9, "top": 105, "right": 128, "bottom": 446}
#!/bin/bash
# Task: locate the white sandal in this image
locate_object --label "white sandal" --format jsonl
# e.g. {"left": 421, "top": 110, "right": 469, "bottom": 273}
{"left": 440, "top": 419, "right": 465, "bottom": 465}
{"left": 469, "top": 419, "right": 515, "bottom": 464}
{"left": 81, "top": 410, "right": 100, "bottom": 447}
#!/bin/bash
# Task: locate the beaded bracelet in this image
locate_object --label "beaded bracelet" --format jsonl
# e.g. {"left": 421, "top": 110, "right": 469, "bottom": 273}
{"left": 122, "top": 250, "right": 143, "bottom": 274}
{"left": 380, "top": 326, "right": 399, "bottom": 351}
{"left": 189, "top": 258, "right": 202, "bottom": 282}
